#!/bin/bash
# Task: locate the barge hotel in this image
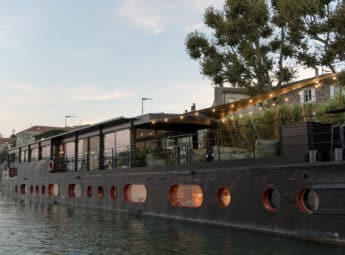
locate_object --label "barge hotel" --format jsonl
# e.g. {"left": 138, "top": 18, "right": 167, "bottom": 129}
{"left": 3, "top": 73, "right": 345, "bottom": 244}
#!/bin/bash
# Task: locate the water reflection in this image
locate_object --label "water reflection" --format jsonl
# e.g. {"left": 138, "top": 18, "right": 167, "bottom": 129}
{"left": 0, "top": 198, "right": 344, "bottom": 254}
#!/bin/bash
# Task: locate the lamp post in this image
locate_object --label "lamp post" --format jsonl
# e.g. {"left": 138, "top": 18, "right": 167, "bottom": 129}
{"left": 65, "top": 115, "right": 76, "bottom": 127}
{"left": 141, "top": 97, "right": 152, "bottom": 115}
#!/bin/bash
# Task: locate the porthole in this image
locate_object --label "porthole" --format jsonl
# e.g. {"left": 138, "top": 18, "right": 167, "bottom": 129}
{"left": 97, "top": 186, "right": 104, "bottom": 199}
{"left": 87, "top": 186, "right": 92, "bottom": 198}
{"left": 169, "top": 185, "right": 203, "bottom": 208}
{"left": 48, "top": 184, "right": 59, "bottom": 197}
{"left": 217, "top": 187, "right": 231, "bottom": 208}
{"left": 69, "top": 184, "right": 82, "bottom": 198}
{"left": 297, "top": 189, "right": 320, "bottom": 214}
{"left": 262, "top": 187, "right": 281, "bottom": 212}
{"left": 35, "top": 185, "right": 39, "bottom": 195}
{"left": 124, "top": 184, "right": 147, "bottom": 203}
{"left": 20, "top": 184, "right": 26, "bottom": 195}
{"left": 41, "top": 185, "right": 46, "bottom": 195}
{"left": 30, "top": 185, "right": 34, "bottom": 194}
{"left": 110, "top": 186, "right": 117, "bottom": 200}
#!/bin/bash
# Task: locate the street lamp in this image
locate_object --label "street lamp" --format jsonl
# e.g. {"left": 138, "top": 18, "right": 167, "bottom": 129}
{"left": 141, "top": 97, "right": 152, "bottom": 115}
{"left": 65, "top": 115, "right": 76, "bottom": 127}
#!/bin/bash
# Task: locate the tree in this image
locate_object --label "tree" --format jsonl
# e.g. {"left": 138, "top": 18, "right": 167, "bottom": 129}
{"left": 186, "top": 0, "right": 295, "bottom": 95}
{"left": 274, "top": 0, "right": 342, "bottom": 73}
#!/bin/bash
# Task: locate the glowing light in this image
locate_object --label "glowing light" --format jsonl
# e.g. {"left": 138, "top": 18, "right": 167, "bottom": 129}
{"left": 272, "top": 103, "right": 276, "bottom": 107}
{"left": 284, "top": 97, "right": 289, "bottom": 102}
{"left": 231, "top": 104, "right": 234, "bottom": 108}
{"left": 230, "top": 116, "right": 234, "bottom": 120}
{"left": 333, "top": 76, "right": 337, "bottom": 81}
{"left": 140, "top": 133, "right": 143, "bottom": 137}
{"left": 180, "top": 115, "right": 184, "bottom": 120}
{"left": 239, "top": 114, "right": 243, "bottom": 118}
{"left": 249, "top": 99, "right": 253, "bottom": 103}
{"left": 212, "top": 108, "right": 216, "bottom": 113}
{"left": 195, "top": 112, "right": 199, "bottom": 116}
{"left": 221, "top": 117, "right": 226, "bottom": 123}
{"left": 259, "top": 107, "right": 263, "bottom": 111}
{"left": 164, "top": 118, "right": 168, "bottom": 122}
{"left": 151, "top": 120, "right": 156, "bottom": 124}
{"left": 269, "top": 93, "right": 273, "bottom": 98}
{"left": 249, "top": 111, "right": 253, "bottom": 115}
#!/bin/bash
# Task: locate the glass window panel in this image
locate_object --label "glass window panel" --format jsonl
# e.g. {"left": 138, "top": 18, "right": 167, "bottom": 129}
{"left": 30, "top": 148, "right": 39, "bottom": 161}
{"left": 78, "top": 138, "right": 88, "bottom": 171}
{"left": 89, "top": 136, "right": 99, "bottom": 170}
{"left": 41, "top": 145, "right": 51, "bottom": 160}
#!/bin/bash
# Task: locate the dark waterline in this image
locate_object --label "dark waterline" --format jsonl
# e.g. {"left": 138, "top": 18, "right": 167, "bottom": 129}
{"left": 0, "top": 198, "right": 344, "bottom": 255}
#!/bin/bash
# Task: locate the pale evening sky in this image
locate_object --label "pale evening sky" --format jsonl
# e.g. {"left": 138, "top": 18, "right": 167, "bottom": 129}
{"left": 0, "top": 0, "right": 313, "bottom": 137}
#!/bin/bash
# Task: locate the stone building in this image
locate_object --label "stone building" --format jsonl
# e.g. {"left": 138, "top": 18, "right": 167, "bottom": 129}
{"left": 213, "top": 74, "right": 339, "bottom": 110}
{"left": 16, "top": 126, "right": 64, "bottom": 146}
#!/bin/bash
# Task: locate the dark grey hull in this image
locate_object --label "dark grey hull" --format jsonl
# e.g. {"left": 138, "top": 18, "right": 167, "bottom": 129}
{"left": 2, "top": 158, "right": 345, "bottom": 245}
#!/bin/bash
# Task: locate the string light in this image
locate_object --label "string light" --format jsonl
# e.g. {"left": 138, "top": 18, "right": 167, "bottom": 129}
{"left": 333, "top": 76, "right": 337, "bottom": 81}
{"left": 164, "top": 118, "right": 168, "bottom": 122}
{"left": 179, "top": 115, "right": 184, "bottom": 120}
{"left": 272, "top": 103, "right": 276, "bottom": 107}
{"left": 249, "top": 99, "right": 253, "bottom": 103}
{"left": 284, "top": 97, "right": 289, "bottom": 102}
{"left": 239, "top": 114, "right": 243, "bottom": 118}
{"left": 221, "top": 117, "right": 226, "bottom": 123}
{"left": 230, "top": 116, "right": 234, "bottom": 120}
{"left": 259, "top": 107, "right": 263, "bottom": 111}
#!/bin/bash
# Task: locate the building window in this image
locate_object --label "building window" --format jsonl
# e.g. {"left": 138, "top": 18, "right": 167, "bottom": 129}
{"left": 300, "top": 88, "right": 316, "bottom": 103}
{"left": 48, "top": 184, "right": 59, "bottom": 197}
{"left": 169, "top": 185, "right": 203, "bottom": 208}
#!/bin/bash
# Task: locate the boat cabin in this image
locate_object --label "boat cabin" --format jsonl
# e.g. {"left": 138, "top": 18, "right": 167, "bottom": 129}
{"left": 7, "top": 113, "right": 214, "bottom": 172}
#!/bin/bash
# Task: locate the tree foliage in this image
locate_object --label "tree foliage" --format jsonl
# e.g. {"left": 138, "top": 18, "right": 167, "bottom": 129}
{"left": 186, "top": 0, "right": 345, "bottom": 94}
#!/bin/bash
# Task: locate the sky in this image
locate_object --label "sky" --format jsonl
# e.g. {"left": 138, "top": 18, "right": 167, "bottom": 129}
{"left": 0, "top": 0, "right": 314, "bottom": 137}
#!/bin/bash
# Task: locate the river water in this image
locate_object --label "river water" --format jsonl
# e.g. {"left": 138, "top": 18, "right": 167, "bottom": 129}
{"left": 0, "top": 199, "right": 344, "bottom": 255}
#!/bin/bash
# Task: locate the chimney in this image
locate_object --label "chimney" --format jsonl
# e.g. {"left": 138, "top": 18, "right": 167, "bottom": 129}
{"left": 191, "top": 103, "right": 196, "bottom": 112}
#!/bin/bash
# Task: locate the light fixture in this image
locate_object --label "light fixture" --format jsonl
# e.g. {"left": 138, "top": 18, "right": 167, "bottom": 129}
{"left": 269, "top": 93, "right": 273, "bottom": 98}
{"left": 231, "top": 104, "right": 234, "bottom": 108}
{"left": 212, "top": 108, "right": 216, "bottom": 113}
{"left": 284, "top": 97, "right": 289, "bottom": 102}
{"left": 249, "top": 99, "right": 253, "bottom": 103}
{"left": 195, "top": 112, "right": 199, "bottom": 116}
{"left": 164, "top": 118, "right": 168, "bottom": 122}
{"left": 151, "top": 120, "right": 156, "bottom": 124}
{"left": 180, "top": 115, "right": 184, "bottom": 120}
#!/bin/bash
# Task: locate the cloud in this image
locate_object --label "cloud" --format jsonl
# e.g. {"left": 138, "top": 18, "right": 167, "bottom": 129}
{"left": 0, "top": 83, "right": 134, "bottom": 106}
{"left": 115, "top": 0, "right": 164, "bottom": 34}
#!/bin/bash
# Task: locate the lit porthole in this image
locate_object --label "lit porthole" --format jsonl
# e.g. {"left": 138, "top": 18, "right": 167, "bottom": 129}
{"left": 68, "top": 184, "right": 83, "bottom": 198}
{"left": 97, "top": 186, "right": 104, "bottom": 199}
{"left": 87, "top": 186, "right": 92, "bottom": 198}
{"left": 48, "top": 184, "right": 59, "bottom": 197}
{"left": 262, "top": 187, "right": 281, "bottom": 212}
{"left": 124, "top": 184, "right": 147, "bottom": 203}
{"left": 169, "top": 185, "right": 203, "bottom": 208}
{"left": 41, "top": 185, "right": 46, "bottom": 195}
{"left": 20, "top": 184, "right": 26, "bottom": 195}
{"left": 30, "top": 185, "right": 34, "bottom": 194}
{"left": 110, "top": 186, "right": 117, "bottom": 200}
{"left": 297, "top": 189, "right": 320, "bottom": 214}
{"left": 35, "top": 185, "right": 39, "bottom": 194}
{"left": 217, "top": 187, "right": 231, "bottom": 208}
